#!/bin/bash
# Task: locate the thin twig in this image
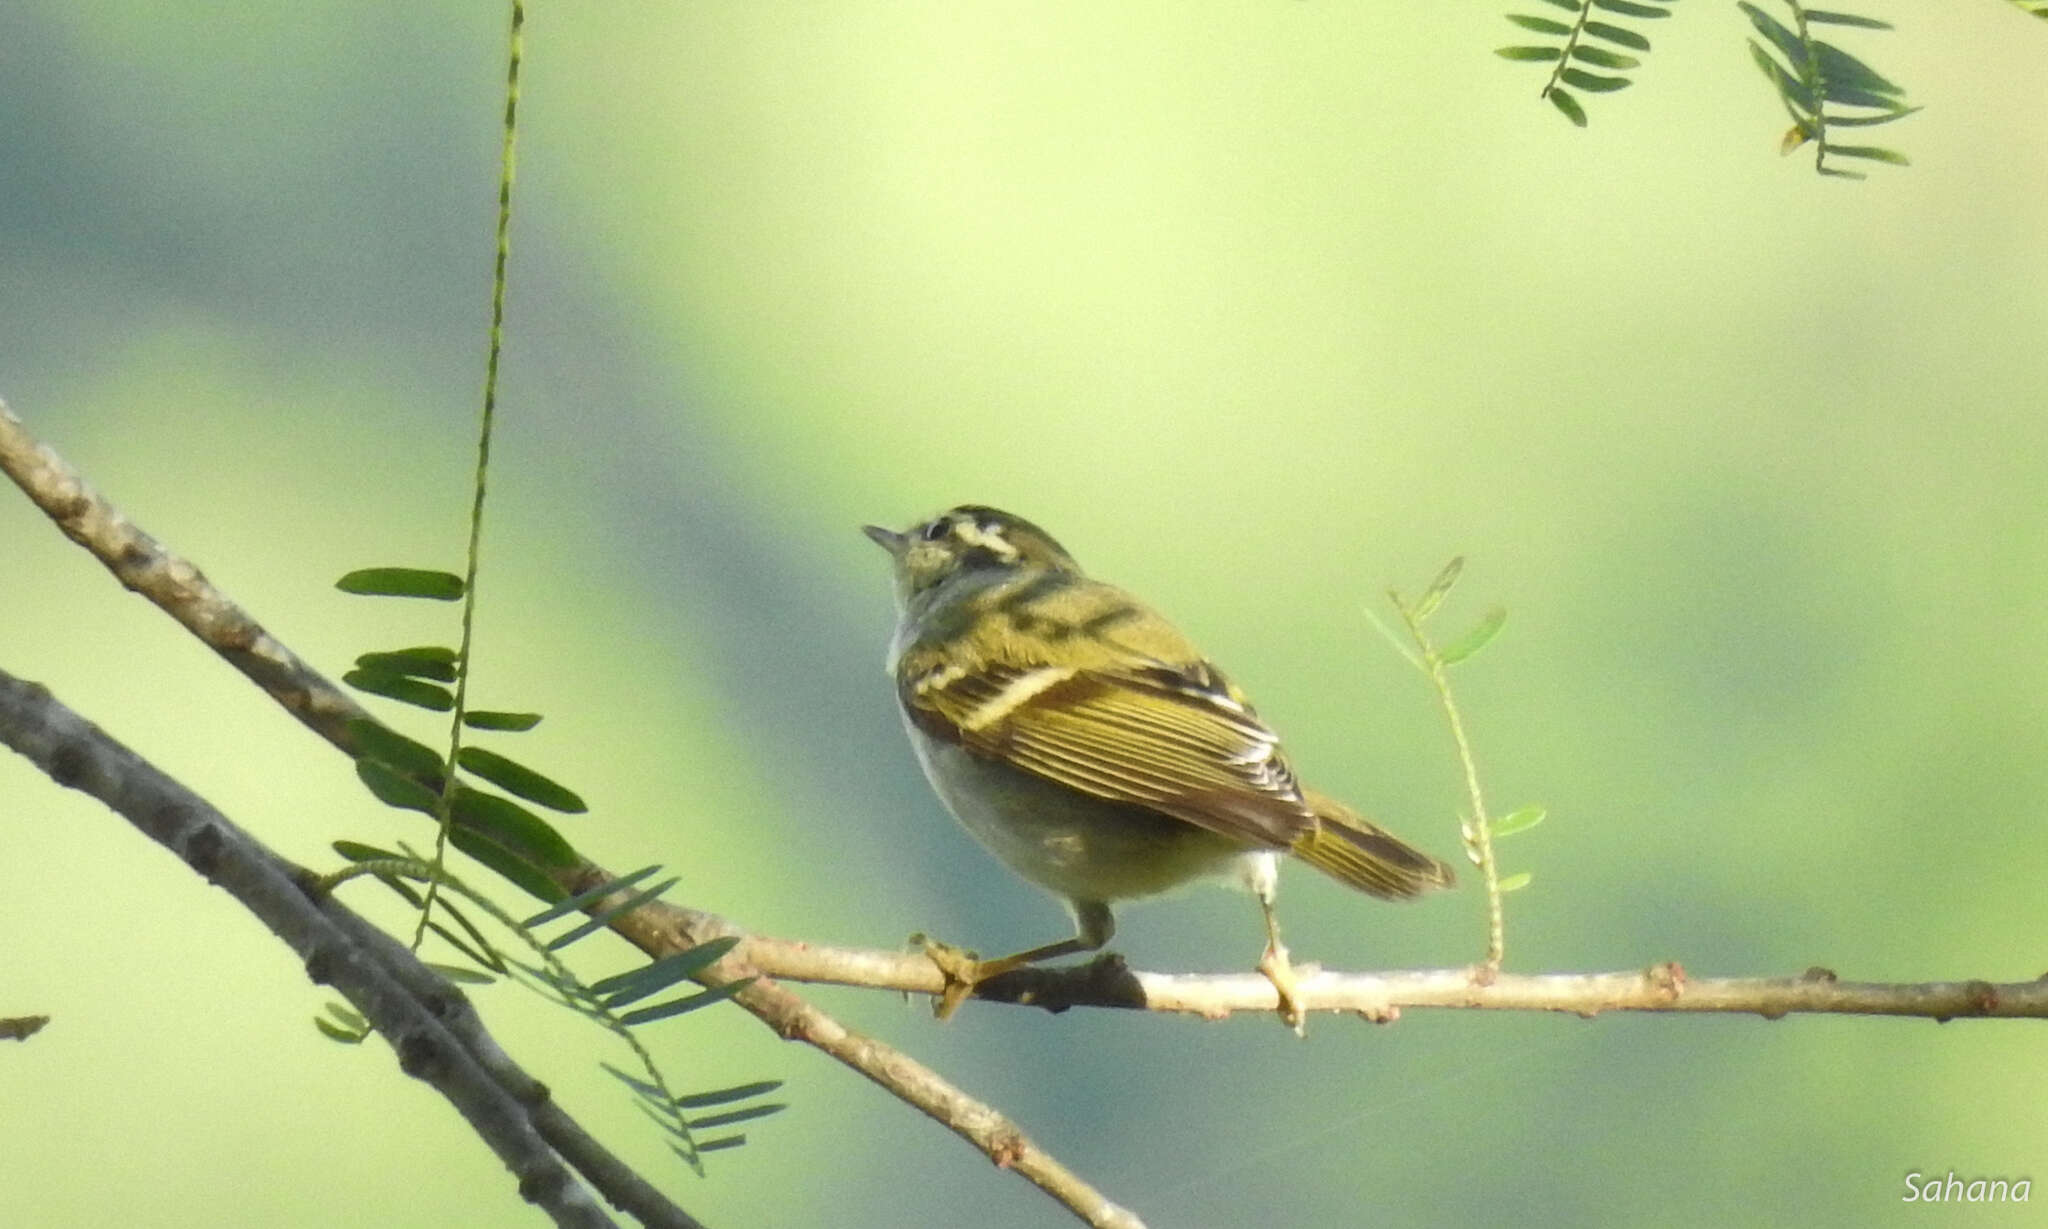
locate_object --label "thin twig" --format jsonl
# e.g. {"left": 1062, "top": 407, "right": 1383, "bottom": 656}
{"left": 705, "top": 933, "right": 2048, "bottom": 1022}
{"left": 1391, "top": 569, "right": 1507, "bottom": 975}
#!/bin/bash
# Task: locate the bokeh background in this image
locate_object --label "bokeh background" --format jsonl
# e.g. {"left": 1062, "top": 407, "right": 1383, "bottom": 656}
{"left": 5, "top": 2, "right": 2046, "bottom": 1226}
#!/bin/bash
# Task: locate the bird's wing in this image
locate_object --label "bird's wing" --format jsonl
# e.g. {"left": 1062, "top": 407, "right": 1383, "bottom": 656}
{"left": 902, "top": 655, "right": 1315, "bottom": 850}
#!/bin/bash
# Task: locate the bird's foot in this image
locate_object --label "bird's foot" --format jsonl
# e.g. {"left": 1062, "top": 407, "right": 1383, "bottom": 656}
{"left": 1259, "top": 940, "right": 1309, "bottom": 1036}
{"left": 912, "top": 935, "right": 986, "bottom": 1021}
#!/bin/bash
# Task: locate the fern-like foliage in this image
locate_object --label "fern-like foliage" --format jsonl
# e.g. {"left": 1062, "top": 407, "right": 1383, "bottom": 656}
{"left": 1496, "top": 0, "right": 1677, "bottom": 127}
{"left": 318, "top": 851, "right": 788, "bottom": 1171}
{"left": 1741, "top": 2, "right": 1918, "bottom": 178}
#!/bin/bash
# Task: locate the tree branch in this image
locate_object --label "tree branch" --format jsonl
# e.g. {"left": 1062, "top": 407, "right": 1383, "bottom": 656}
{"left": 712, "top": 935, "right": 2048, "bottom": 1022}
{"left": 0, "top": 397, "right": 1144, "bottom": 1229}
{"left": 0, "top": 668, "right": 667, "bottom": 1229}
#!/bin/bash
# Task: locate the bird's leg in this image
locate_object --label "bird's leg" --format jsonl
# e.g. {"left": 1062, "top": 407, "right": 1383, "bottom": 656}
{"left": 920, "top": 901, "right": 1114, "bottom": 1020}
{"left": 1247, "top": 856, "right": 1307, "bottom": 1035}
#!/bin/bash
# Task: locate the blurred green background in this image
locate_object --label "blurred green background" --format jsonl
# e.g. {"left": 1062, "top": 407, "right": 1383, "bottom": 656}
{"left": 5, "top": 2, "right": 2046, "bottom": 1226}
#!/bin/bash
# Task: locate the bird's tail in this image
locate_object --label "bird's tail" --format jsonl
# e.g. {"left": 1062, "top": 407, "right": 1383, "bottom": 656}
{"left": 1290, "top": 790, "right": 1456, "bottom": 900}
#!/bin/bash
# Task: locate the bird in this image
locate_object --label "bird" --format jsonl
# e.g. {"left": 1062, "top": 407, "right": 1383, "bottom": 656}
{"left": 864, "top": 504, "right": 1453, "bottom": 1026}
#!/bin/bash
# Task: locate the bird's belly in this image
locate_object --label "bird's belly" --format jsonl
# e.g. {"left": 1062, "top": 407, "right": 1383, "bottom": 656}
{"left": 910, "top": 733, "right": 1252, "bottom": 903}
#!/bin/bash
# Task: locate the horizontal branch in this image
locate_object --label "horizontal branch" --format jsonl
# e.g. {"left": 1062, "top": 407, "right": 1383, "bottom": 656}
{"left": 721, "top": 936, "right": 2048, "bottom": 1022}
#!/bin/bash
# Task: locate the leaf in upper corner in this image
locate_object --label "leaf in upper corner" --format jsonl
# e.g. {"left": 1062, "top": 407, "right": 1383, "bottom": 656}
{"left": 1825, "top": 105, "right": 1920, "bottom": 128}
{"left": 1593, "top": 0, "right": 1673, "bottom": 16}
{"left": 1547, "top": 87, "right": 1589, "bottom": 127}
{"left": 1570, "top": 45, "right": 1640, "bottom": 70}
{"left": 335, "top": 567, "right": 465, "bottom": 600}
{"left": 1748, "top": 42, "right": 1818, "bottom": 115}
{"left": 1803, "top": 9, "right": 1892, "bottom": 28}
{"left": 1583, "top": 21, "right": 1650, "bottom": 50}
{"left": 463, "top": 710, "right": 543, "bottom": 732}
{"left": 1738, "top": 3, "right": 1808, "bottom": 69}
{"left": 1437, "top": 605, "right": 1508, "bottom": 665}
{"left": 1497, "top": 45, "right": 1566, "bottom": 61}
{"left": 456, "top": 746, "right": 587, "bottom": 813}
{"left": 344, "top": 669, "right": 455, "bottom": 712}
{"left": 1505, "top": 14, "right": 1574, "bottom": 35}
{"left": 1812, "top": 42, "right": 1903, "bottom": 97}
{"left": 1561, "top": 68, "right": 1632, "bottom": 93}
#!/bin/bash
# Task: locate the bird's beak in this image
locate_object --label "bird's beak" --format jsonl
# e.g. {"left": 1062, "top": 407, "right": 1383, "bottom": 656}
{"left": 862, "top": 524, "right": 908, "bottom": 555}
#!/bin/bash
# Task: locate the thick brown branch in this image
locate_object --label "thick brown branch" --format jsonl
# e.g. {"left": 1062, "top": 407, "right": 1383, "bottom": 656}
{"left": 0, "top": 670, "right": 640, "bottom": 1229}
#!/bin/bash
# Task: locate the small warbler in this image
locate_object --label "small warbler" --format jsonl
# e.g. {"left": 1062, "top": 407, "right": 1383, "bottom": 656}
{"left": 865, "top": 504, "right": 1453, "bottom": 1023}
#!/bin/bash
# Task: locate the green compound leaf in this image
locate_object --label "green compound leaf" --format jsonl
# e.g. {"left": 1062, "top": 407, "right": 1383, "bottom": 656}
{"left": 450, "top": 786, "right": 580, "bottom": 867}
{"left": 1561, "top": 68, "right": 1633, "bottom": 93}
{"left": 356, "top": 759, "right": 439, "bottom": 814}
{"left": 344, "top": 669, "right": 455, "bottom": 712}
{"left": 1548, "top": 87, "right": 1589, "bottom": 127}
{"left": 1492, "top": 806, "right": 1549, "bottom": 838}
{"left": 335, "top": 567, "right": 465, "bottom": 601}
{"left": 448, "top": 825, "right": 566, "bottom": 903}
{"left": 1412, "top": 557, "right": 1464, "bottom": 622}
{"left": 1505, "top": 13, "right": 1573, "bottom": 35}
{"left": 1749, "top": 41, "right": 1817, "bottom": 114}
{"left": 463, "top": 710, "right": 543, "bottom": 732}
{"left": 1803, "top": 9, "right": 1891, "bottom": 28}
{"left": 353, "top": 646, "right": 458, "bottom": 682}
{"left": 1584, "top": 21, "right": 1651, "bottom": 51}
{"left": 522, "top": 865, "right": 665, "bottom": 928}
{"left": 1829, "top": 144, "right": 1909, "bottom": 165}
{"left": 1570, "top": 45, "right": 1641, "bottom": 70}
{"left": 618, "top": 977, "right": 756, "bottom": 1027}
{"left": 1593, "top": 0, "right": 1673, "bottom": 17}
{"left": 347, "top": 718, "right": 445, "bottom": 778}
{"left": 457, "top": 746, "right": 587, "bottom": 814}
{"left": 674, "top": 1080, "right": 786, "bottom": 1109}
{"left": 686, "top": 1103, "right": 786, "bottom": 1131}
{"left": 591, "top": 937, "right": 744, "bottom": 1007}
{"left": 1437, "top": 605, "right": 1508, "bottom": 666}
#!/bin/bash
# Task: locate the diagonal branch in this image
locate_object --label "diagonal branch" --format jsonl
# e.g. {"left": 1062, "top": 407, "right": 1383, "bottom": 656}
{"left": 0, "top": 397, "right": 1144, "bottom": 1229}
{"left": 0, "top": 668, "right": 661, "bottom": 1229}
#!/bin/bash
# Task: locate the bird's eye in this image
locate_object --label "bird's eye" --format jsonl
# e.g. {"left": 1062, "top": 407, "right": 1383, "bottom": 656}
{"left": 921, "top": 520, "right": 951, "bottom": 542}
